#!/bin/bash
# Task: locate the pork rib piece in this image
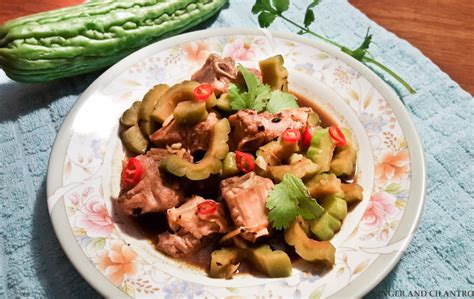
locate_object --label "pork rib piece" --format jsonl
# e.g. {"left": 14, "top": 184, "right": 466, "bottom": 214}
{"left": 156, "top": 196, "right": 228, "bottom": 258}
{"left": 191, "top": 54, "right": 238, "bottom": 95}
{"left": 167, "top": 195, "right": 228, "bottom": 239}
{"left": 229, "top": 107, "right": 313, "bottom": 151}
{"left": 118, "top": 149, "right": 189, "bottom": 216}
{"left": 220, "top": 172, "right": 274, "bottom": 242}
{"left": 149, "top": 112, "right": 218, "bottom": 154}
{"left": 156, "top": 232, "right": 203, "bottom": 258}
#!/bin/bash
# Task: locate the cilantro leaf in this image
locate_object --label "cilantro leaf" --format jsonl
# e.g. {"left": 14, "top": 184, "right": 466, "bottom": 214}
{"left": 252, "top": 0, "right": 280, "bottom": 29}
{"left": 258, "top": 11, "right": 277, "bottom": 28}
{"left": 352, "top": 30, "right": 372, "bottom": 60}
{"left": 252, "top": 0, "right": 272, "bottom": 14}
{"left": 341, "top": 28, "right": 372, "bottom": 61}
{"left": 266, "top": 91, "right": 299, "bottom": 113}
{"left": 237, "top": 65, "right": 259, "bottom": 99}
{"left": 254, "top": 85, "right": 272, "bottom": 112}
{"left": 298, "top": 196, "right": 325, "bottom": 220}
{"left": 228, "top": 84, "right": 247, "bottom": 111}
{"left": 266, "top": 183, "right": 299, "bottom": 230}
{"left": 284, "top": 176, "right": 324, "bottom": 220}
{"left": 272, "top": 0, "right": 289, "bottom": 13}
{"left": 303, "top": 9, "right": 314, "bottom": 28}
{"left": 266, "top": 174, "right": 324, "bottom": 229}
{"left": 304, "top": 0, "right": 321, "bottom": 27}
{"left": 229, "top": 65, "right": 272, "bottom": 112}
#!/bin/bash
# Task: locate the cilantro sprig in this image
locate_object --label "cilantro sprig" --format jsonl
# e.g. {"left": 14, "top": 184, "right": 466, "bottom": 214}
{"left": 229, "top": 65, "right": 300, "bottom": 113}
{"left": 266, "top": 90, "right": 298, "bottom": 113}
{"left": 229, "top": 65, "right": 271, "bottom": 112}
{"left": 266, "top": 174, "right": 324, "bottom": 229}
{"left": 251, "top": 0, "right": 415, "bottom": 94}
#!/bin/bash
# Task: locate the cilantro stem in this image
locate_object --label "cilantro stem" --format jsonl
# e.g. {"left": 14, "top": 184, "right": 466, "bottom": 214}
{"left": 362, "top": 56, "right": 416, "bottom": 94}
{"left": 269, "top": 11, "right": 416, "bottom": 94}
{"left": 277, "top": 13, "right": 342, "bottom": 48}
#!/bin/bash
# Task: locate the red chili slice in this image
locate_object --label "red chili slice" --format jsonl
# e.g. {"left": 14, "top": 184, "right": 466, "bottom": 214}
{"left": 329, "top": 126, "right": 347, "bottom": 147}
{"left": 121, "top": 157, "right": 143, "bottom": 189}
{"left": 193, "top": 83, "right": 214, "bottom": 101}
{"left": 282, "top": 128, "right": 301, "bottom": 143}
{"left": 197, "top": 200, "right": 218, "bottom": 215}
{"left": 236, "top": 151, "right": 255, "bottom": 173}
{"left": 301, "top": 127, "right": 312, "bottom": 148}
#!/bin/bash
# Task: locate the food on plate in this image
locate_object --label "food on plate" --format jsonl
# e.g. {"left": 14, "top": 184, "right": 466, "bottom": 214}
{"left": 0, "top": 0, "right": 228, "bottom": 83}
{"left": 116, "top": 53, "right": 363, "bottom": 278}
{"left": 258, "top": 54, "right": 288, "bottom": 91}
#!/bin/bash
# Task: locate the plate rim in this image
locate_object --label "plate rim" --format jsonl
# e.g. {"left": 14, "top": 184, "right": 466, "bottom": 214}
{"left": 46, "top": 27, "right": 426, "bottom": 298}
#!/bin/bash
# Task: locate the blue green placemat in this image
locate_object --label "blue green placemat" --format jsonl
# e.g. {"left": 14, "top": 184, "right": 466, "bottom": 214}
{"left": 1, "top": 0, "right": 473, "bottom": 297}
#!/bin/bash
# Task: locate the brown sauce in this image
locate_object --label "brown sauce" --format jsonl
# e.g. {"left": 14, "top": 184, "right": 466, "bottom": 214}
{"left": 178, "top": 234, "right": 301, "bottom": 276}
{"left": 180, "top": 237, "right": 217, "bottom": 270}
{"left": 135, "top": 212, "right": 169, "bottom": 237}
{"left": 293, "top": 91, "right": 338, "bottom": 128}
{"left": 131, "top": 95, "right": 345, "bottom": 276}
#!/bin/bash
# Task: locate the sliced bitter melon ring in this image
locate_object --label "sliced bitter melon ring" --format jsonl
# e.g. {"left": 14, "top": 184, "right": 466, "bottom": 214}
{"left": 160, "top": 118, "right": 230, "bottom": 180}
{"left": 259, "top": 55, "right": 289, "bottom": 91}
{"left": 284, "top": 217, "right": 335, "bottom": 265}
{"left": 138, "top": 84, "right": 169, "bottom": 136}
{"left": 151, "top": 81, "right": 216, "bottom": 123}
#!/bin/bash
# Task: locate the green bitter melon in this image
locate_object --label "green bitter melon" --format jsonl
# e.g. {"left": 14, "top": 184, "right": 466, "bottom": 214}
{"left": 0, "top": 0, "right": 227, "bottom": 82}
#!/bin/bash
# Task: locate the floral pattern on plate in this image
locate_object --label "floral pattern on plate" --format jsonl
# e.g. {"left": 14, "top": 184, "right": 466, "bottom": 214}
{"left": 57, "top": 34, "right": 410, "bottom": 298}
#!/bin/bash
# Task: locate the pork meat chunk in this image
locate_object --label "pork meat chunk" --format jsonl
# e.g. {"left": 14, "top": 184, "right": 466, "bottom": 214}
{"left": 191, "top": 54, "right": 238, "bottom": 95}
{"left": 147, "top": 147, "right": 192, "bottom": 163}
{"left": 149, "top": 112, "right": 218, "bottom": 154}
{"left": 167, "top": 195, "right": 229, "bottom": 239}
{"left": 229, "top": 107, "right": 313, "bottom": 151}
{"left": 156, "top": 196, "right": 228, "bottom": 258}
{"left": 118, "top": 150, "right": 188, "bottom": 216}
{"left": 220, "top": 172, "right": 274, "bottom": 242}
{"left": 155, "top": 232, "right": 203, "bottom": 258}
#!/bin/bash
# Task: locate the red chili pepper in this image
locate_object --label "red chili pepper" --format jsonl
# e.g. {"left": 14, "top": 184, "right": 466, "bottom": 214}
{"left": 197, "top": 200, "right": 218, "bottom": 215}
{"left": 121, "top": 157, "right": 143, "bottom": 189}
{"left": 282, "top": 128, "right": 301, "bottom": 143}
{"left": 329, "top": 126, "right": 347, "bottom": 147}
{"left": 236, "top": 151, "right": 255, "bottom": 173}
{"left": 301, "top": 127, "right": 312, "bottom": 148}
{"left": 193, "top": 83, "right": 214, "bottom": 101}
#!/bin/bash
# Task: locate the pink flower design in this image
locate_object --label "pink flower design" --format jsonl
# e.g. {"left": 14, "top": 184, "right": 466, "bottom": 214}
{"left": 182, "top": 41, "right": 210, "bottom": 64}
{"left": 362, "top": 192, "right": 398, "bottom": 229}
{"left": 375, "top": 150, "right": 409, "bottom": 183}
{"left": 222, "top": 39, "right": 256, "bottom": 61}
{"left": 76, "top": 196, "right": 114, "bottom": 238}
{"left": 94, "top": 240, "right": 138, "bottom": 285}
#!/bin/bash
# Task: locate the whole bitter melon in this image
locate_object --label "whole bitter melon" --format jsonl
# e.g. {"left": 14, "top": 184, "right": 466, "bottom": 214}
{"left": 0, "top": 0, "right": 227, "bottom": 83}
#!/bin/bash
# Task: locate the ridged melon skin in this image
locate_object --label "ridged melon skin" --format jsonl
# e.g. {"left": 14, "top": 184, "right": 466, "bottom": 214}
{"left": 0, "top": 0, "right": 227, "bottom": 82}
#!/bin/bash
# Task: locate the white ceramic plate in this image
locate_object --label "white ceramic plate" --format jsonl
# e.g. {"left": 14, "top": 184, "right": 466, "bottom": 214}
{"left": 47, "top": 28, "right": 426, "bottom": 298}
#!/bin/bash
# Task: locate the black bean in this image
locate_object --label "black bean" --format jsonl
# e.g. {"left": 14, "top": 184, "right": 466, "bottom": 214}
{"left": 271, "top": 118, "right": 281, "bottom": 123}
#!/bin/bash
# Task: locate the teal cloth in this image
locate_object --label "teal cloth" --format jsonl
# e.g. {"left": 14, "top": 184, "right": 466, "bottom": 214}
{"left": 1, "top": 0, "right": 473, "bottom": 297}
